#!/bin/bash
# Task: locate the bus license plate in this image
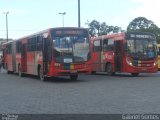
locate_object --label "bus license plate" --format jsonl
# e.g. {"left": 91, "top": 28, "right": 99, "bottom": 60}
{"left": 141, "top": 68, "right": 147, "bottom": 71}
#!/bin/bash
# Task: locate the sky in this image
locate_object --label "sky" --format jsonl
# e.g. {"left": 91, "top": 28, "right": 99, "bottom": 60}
{"left": 0, "top": 0, "right": 160, "bottom": 39}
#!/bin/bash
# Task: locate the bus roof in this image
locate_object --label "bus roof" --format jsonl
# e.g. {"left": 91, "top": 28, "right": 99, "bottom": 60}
{"left": 91, "top": 32, "right": 125, "bottom": 41}
{"left": 91, "top": 32, "right": 156, "bottom": 41}
{"left": 2, "top": 40, "right": 15, "bottom": 45}
{"left": 17, "top": 27, "right": 88, "bottom": 40}
{"left": 2, "top": 27, "right": 88, "bottom": 44}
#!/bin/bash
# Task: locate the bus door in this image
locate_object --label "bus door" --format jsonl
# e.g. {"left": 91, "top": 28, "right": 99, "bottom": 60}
{"left": 21, "top": 44, "right": 27, "bottom": 72}
{"left": 92, "top": 40, "right": 102, "bottom": 72}
{"left": 43, "top": 37, "right": 52, "bottom": 75}
{"left": 114, "top": 40, "right": 123, "bottom": 72}
{"left": 157, "top": 44, "right": 160, "bottom": 70}
{"left": 12, "top": 41, "right": 16, "bottom": 72}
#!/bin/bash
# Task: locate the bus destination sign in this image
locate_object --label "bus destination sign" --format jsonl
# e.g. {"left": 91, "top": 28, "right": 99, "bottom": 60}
{"left": 55, "top": 30, "right": 84, "bottom": 35}
{"left": 129, "top": 34, "right": 155, "bottom": 39}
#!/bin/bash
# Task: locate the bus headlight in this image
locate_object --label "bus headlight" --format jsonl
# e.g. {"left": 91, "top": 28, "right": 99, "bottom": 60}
{"left": 126, "top": 58, "right": 133, "bottom": 66}
{"left": 153, "top": 61, "right": 158, "bottom": 66}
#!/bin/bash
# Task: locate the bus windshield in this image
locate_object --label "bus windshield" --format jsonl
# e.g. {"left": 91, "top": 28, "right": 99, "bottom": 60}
{"left": 53, "top": 35, "right": 90, "bottom": 63}
{"left": 126, "top": 39, "right": 157, "bottom": 60}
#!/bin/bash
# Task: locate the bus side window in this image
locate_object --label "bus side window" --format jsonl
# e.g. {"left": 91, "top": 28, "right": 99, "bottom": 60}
{"left": 103, "top": 38, "right": 114, "bottom": 52}
{"left": 48, "top": 39, "right": 52, "bottom": 62}
{"left": 6, "top": 44, "right": 12, "bottom": 54}
{"left": 93, "top": 40, "right": 102, "bottom": 52}
{"left": 158, "top": 47, "right": 160, "bottom": 55}
{"left": 32, "top": 37, "right": 37, "bottom": 51}
{"left": 37, "top": 36, "right": 42, "bottom": 51}
{"left": 16, "top": 41, "right": 22, "bottom": 53}
{"left": 103, "top": 39, "right": 108, "bottom": 51}
{"left": 28, "top": 37, "right": 36, "bottom": 52}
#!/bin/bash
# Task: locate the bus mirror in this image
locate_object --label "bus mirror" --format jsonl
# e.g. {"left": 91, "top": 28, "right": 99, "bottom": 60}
{"left": 43, "top": 33, "right": 49, "bottom": 38}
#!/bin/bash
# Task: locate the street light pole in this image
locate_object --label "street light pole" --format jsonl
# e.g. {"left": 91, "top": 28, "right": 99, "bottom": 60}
{"left": 3, "top": 12, "right": 9, "bottom": 42}
{"left": 59, "top": 12, "right": 66, "bottom": 27}
{"left": 78, "top": 0, "right": 81, "bottom": 28}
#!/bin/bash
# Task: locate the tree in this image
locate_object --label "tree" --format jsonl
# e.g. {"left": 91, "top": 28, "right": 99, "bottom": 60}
{"left": 86, "top": 20, "right": 122, "bottom": 37}
{"left": 127, "top": 17, "right": 160, "bottom": 43}
{"left": 99, "top": 22, "right": 109, "bottom": 35}
{"left": 86, "top": 20, "right": 100, "bottom": 36}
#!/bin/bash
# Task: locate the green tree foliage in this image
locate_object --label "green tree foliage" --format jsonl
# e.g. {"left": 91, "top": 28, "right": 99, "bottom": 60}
{"left": 127, "top": 17, "right": 160, "bottom": 43}
{"left": 86, "top": 20, "right": 100, "bottom": 36}
{"left": 86, "top": 20, "right": 122, "bottom": 36}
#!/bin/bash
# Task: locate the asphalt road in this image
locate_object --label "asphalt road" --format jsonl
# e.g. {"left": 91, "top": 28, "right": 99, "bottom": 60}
{"left": 0, "top": 69, "right": 160, "bottom": 114}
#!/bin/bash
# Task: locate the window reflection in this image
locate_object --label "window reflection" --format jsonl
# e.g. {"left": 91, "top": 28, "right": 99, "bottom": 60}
{"left": 126, "top": 39, "right": 157, "bottom": 59}
{"left": 53, "top": 36, "right": 90, "bottom": 63}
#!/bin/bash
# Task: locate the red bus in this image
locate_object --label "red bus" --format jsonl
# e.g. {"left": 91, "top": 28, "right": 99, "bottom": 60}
{"left": 2, "top": 27, "right": 92, "bottom": 80}
{"left": 91, "top": 32, "right": 158, "bottom": 76}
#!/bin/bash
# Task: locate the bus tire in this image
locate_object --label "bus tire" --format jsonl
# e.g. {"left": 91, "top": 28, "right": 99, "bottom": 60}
{"left": 131, "top": 73, "right": 139, "bottom": 77}
{"left": 6, "top": 64, "right": 11, "bottom": 74}
{"left": 91, "top": 71, "right": 96, "bottom": 74}
{"left": 70, "top": 75, "right": 78, "bottom": 81}
{"left": 18, "top": 65, "right": 23, "bottom": 77}
{"left": 37, "top": 65, "right": 41, "bottom": 77}
{"left": 106, "top": 63, "right": 115, "bottom": 76}
{"left": 39, "top": 67, "right": 47, "bottom": 81}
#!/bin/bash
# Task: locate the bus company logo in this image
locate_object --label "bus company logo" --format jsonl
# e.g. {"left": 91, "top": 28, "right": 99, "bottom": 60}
{"left": 105, "top": 54, "right": 112, "bottom": 59}
{"left": 102, "top": 53, "right": 106, "bottom": 60}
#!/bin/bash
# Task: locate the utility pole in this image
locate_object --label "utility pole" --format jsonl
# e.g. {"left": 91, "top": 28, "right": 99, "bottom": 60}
{"left": 78, "top": 0, "right": 81, "bottom": 27}
{"left": 3, "top": 12, "right": 9, "bottom": 42}
{"left": 59, "top": 12, "right": 66, "bottom": 27}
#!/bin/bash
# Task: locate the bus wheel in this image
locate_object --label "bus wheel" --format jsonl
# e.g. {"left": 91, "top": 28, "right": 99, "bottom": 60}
{"left": 70, "top": 75, "right": 78, "bottom": 81}
{"left": 6, "top": 64, "right": 12, "bottom": 74}
{"left": 6, "top": 64, "right": 9, "bottom": 74}
{"left": 91, "top": 71, "right": 96, "bottom": 74}
{"left": 106, "top": 63, "right": 114, "bottom": 76}
{"left": 39, "top": 68, "right": 46, "bottom": 81}
{"left": 131, "top": 73, "right": 139, "bottom": 77}
{"left": 18, "top": 65, "right": 23, "bottom": 77}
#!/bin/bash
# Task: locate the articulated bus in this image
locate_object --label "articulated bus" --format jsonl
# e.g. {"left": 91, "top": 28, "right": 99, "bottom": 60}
{"left": 91, "top": 32, "right": 158, "bottom": 76}
{"left": 2, "top": 27, "right": 92, "bottom": 81}
{"left": 157, "top": 44, "right": 160, "bottom": 70}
